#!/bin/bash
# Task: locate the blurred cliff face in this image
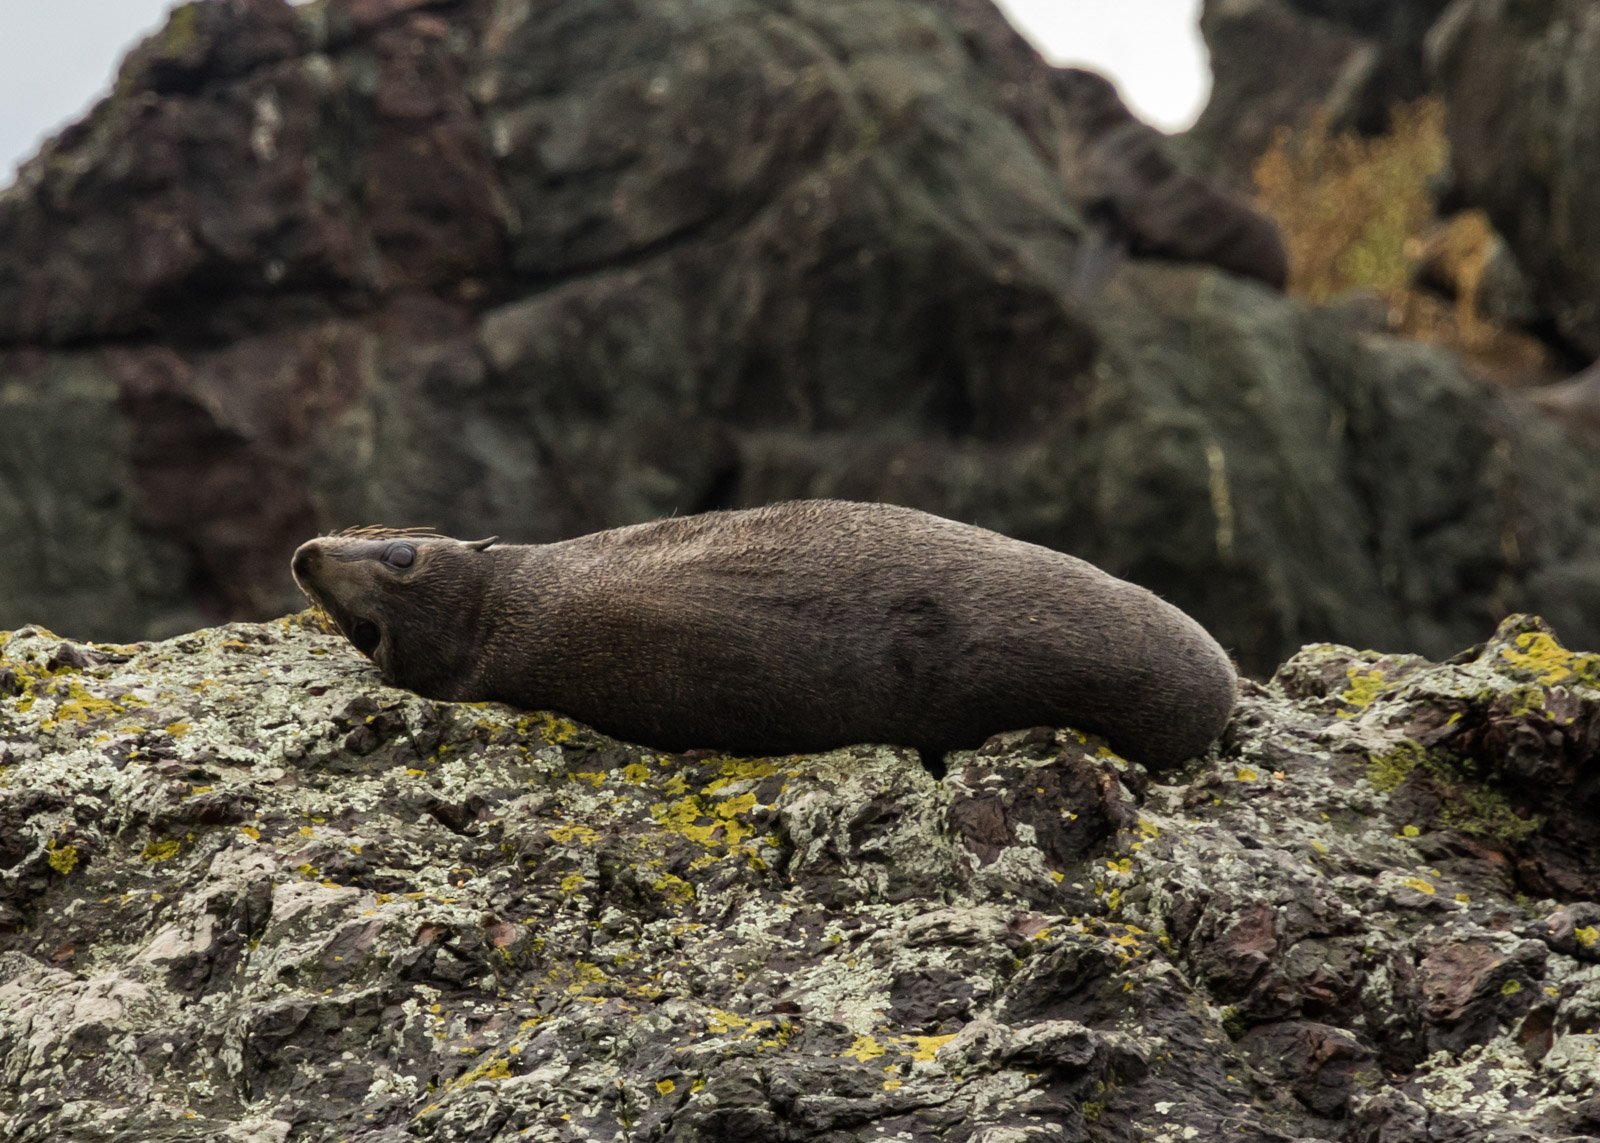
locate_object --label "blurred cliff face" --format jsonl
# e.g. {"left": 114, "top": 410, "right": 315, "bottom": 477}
{"left": 0, "top": 0, "right": 1596, "bottom": 674}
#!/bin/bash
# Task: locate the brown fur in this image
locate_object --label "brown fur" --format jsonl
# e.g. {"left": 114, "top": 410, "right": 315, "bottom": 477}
{"left": 290, "top": 500, "right": 1237, "bottom": 768}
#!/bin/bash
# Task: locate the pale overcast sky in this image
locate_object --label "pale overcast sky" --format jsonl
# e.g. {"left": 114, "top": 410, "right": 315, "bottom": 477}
{"left": 0, "top": 0, "right": 1207, "bottom": 184}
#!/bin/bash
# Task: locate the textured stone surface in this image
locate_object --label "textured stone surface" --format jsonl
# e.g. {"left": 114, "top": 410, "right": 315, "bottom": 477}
{"left": 1528, "top": 361, "right": 1600, "bottom": 435}
{"left": 3, "top": 612, "right": 1600, "bottom": 1140}
{"left": 1070, "top": 268, "right": 1600, "bottom": 675}
{"left": 1429, "top": 0, "right": 1600, "bottom": 360}
{"left": 1189, "top": 0, "right": 1454, "bottom": 186}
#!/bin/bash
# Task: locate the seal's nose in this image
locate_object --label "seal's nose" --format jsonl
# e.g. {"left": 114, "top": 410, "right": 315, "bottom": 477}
{"left": 291, "top": 540, "right": 322, "bottom": 587}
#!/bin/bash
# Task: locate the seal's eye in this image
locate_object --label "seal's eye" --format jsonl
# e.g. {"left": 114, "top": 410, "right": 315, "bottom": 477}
{"left": 349, "top": 619, "right": 382, "bottom": 656}
{"left": 383, "top": 543, "right": 415, "bottom": 569}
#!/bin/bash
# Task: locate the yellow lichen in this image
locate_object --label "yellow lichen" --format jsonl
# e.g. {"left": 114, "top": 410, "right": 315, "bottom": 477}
{"left": 719, "top": 757, "right": 780, "bottom": 779}
{"left": 656, "top": 1079, "right": 676, "bottom": 1095}
{"left": 1368, "top": 740, "right": 1426, "bottom": 792}
{"left": 703, "top": 1008, "right": 751, "bottom": 1034}
{"left": 1338, "top": 666, "right": 1387, "bottom": 717}
{"left": 142, "top": 839, "right": 182, "bottom": 862}
{"left": 46, "top": 839, "right": 79, "bottom": 875}
{"left": 652, "top": 793, "right": 755, "bottom": 849}
{"left": 549, "top": 823, "right": 602, "bottom": 846}
{"left": 1401, "top": 877, "right": 1435, "bottom": 896}
{"left": 38, "top": 682, "right": 131, "bottom": 731}
{"left": 903, "top": 1034, "right": 956, "bottom": 1062}
{"left": 843, "top": 1035, "right": 886, "bottom": 1063}
{"left": 561, "top": 963, "right": 609, "bottom": 995}
{"left": 451, "top": 1055, "right": 513, "bottom": 1087}
{"left": 1499, "top": 631, "right": 1600, "bottom": 687}
{"left": 158, "top": 3, "right": 201, "bottom": 59}
{"left": 523, "top": 712, "right": 583, "bottom": 745}
{"left": 652, "top": 874, "right": 695, "bottom": 905}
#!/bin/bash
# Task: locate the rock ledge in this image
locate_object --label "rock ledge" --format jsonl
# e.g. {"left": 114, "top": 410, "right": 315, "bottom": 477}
{"left": 1, "top": 613, "right": 1598, "bottom": 1141}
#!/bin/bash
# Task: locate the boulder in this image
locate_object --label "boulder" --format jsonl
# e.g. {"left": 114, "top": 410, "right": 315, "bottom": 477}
{"left": 1189, "top": 0, "right": 1455, "bottom": 187}
{"left": 1429, "top": 0, "right": 1600, "bottom": 360}
{"left": 2, "top": 610, "right": 1599, "bottom": 1137}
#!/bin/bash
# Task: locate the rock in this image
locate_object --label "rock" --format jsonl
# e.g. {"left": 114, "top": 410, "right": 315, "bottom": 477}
{"left": 1526, "top": 360, "right": 1600, "bottom": 434}
{"left": 4, "top": 611, "right": 1600, "bottom": 1137}
{"left": 1189, "top": 0, "right": 1380, "bottom": 186}
{"left": 1189, "top": 0, "right": 1454, "bottom": 186}
{"left": 1051, "top": 69, "right": 1288, "bottom": 289}
{"left": 0, "top": 0, "right": 1596, "bottom": 680}
{"left": 1408, "top": 212, "right": 1544, "bottom": 333}
{"left": 1237, "top": 1020, "right": 1377, "bottom": 1116}
{"left": 1429, "top": 0, "right": 1600, "bottom": 359}
{"left": 1069, "top": 266, "right": 1600, "bottom": 673}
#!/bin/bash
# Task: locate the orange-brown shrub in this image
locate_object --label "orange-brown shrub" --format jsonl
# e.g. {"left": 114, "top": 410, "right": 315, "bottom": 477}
{"left": 1253, "top": 99, "right": 1445, "bottom": 304}
{"left": 1253, "top": 99, "right": 1551, "bottom": 380}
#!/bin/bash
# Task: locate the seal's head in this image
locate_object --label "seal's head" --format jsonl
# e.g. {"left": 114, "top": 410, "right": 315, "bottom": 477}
{"left": 290, "top": 526, "right": 499, "bottom": 699}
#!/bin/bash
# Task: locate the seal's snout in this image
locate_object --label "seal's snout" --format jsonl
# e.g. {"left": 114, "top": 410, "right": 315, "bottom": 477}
{"left": 291, "top": 540, "right": 323, "bottom": 590}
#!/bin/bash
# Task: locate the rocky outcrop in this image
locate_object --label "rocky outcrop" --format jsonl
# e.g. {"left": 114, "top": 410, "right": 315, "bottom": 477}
{"left": 1428, "top": 0, "right": 1600, "bottom": 360}
{"left": 3, "top": 612, "right": 1600, "bottom": 1139}
{"left": 1075, "top": 266, "right": 1600, "bottom": 674}
{"left": 1188, "top": 0, "right": 1455, "bottom": 186}
{"left": 1189, "top": 0, "right": 1600, "bottom": 371}
{"left": 1051, "top": 68, "right": 1287, "bottom": 289}
{"left": 1528, "top": 361, "right": 1600, "bottom": 434}
{"left": 0, "top": 0, "right": 1598, "bottom": 677}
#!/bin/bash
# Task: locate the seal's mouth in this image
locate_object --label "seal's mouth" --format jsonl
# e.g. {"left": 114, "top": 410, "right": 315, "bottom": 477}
{"left": 303, "top": 589, "right": 382, "bottom": 660}
{"left": 347, "top": 617, "right": 381, "bottom": 656}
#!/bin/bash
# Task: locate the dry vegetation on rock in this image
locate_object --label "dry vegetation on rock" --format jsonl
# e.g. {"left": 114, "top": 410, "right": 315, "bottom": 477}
{"left": 1253, "top": 99, "right": 1552, "bottom": 382}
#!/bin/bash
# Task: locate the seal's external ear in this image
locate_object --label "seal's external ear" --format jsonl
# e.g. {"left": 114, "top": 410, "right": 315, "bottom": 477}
{"left": 467, "top": 537, "right": 499, "bottom": 551}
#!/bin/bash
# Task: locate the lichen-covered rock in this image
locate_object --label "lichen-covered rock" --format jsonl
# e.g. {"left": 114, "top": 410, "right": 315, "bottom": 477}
{"left": 2, "top": 613, "right": 1599, "bottom": 1140}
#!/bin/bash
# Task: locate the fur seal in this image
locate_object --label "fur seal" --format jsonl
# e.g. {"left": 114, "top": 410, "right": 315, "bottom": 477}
{"left": 290, "top": 501, "right": 1237, "bottom": 768}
